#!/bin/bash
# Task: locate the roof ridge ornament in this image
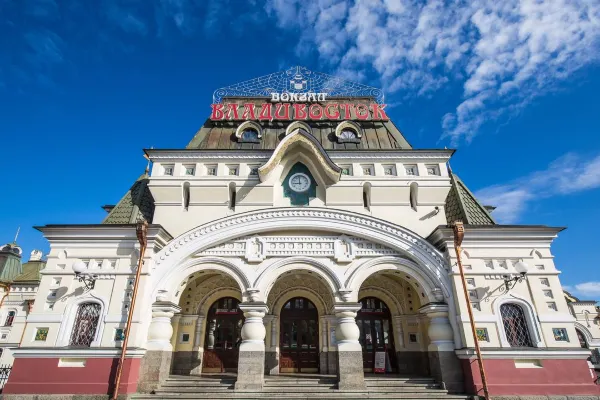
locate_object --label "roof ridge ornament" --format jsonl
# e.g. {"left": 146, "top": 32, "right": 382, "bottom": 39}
{"left": 213, "top": 66, "right": 384, "bottom": 104}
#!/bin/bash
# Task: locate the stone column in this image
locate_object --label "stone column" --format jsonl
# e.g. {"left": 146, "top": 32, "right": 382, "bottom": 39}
{"left": 334, "top": 304, "right": 366, "bottom": 390}
{"left": 264, "top": 315, "right": 278, "bottom": 375}
{"left": 420, "top": 304, "right": 463, "bottom": 393}
{"left": 138, "top": 301, "right": 181, "bottom": 393}
{"left": 190, "top": 315, "right": 205, "bottom": 375}
{"left": 235, "top": 302, "right": 269, "bottom": 390}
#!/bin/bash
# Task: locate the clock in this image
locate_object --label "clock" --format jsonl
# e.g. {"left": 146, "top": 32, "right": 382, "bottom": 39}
{"left": 288, "top": 173, "right": 311, "bottom": 193}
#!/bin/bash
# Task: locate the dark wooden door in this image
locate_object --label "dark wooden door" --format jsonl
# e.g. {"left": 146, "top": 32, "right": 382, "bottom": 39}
{"left": 357, "top": 297, "right": 396, "bottom": 372}
{"left": 202, "top": 297, "right": 243, "bottom": 372}
{"left": 280, "top": 297, "right": 319, "bottom": 373}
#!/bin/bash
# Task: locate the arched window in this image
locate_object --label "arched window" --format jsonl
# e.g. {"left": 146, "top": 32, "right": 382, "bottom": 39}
{"left": 500, "top": 303, "right": 533, "bottom": 347}
{"left": 362, "top": 183, "right": 371, "bottom": 210}
{"left": 182, "top": 182, "right": 190, "bottom": 211}
{"left": 229, "top": 182, "right": 237, "bottom": 211}
{"left": 4, "top": 311, "right": 15, "bottom": 327}
{"left": 241, "top": 129, "right": 260, "bottom": 143}
{"left": 69, "top": 302, "right": 101, "bottom": 347}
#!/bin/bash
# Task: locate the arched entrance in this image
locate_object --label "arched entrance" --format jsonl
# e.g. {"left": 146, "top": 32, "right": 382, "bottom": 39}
{"left": 279, "top": 297, "right": 319, "bottom": 373}
{"left": 202, "top": 297, "right": 244, "bottom": 372}
{"left": 357, "top": 297, "right": 396, "bottom": 373}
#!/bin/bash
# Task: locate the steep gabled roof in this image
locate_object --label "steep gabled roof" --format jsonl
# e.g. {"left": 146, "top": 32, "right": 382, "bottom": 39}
{"left": 102, "top": 172, "right": 155, "bottom": 224}
{"left": 13, "top": 260, "right": 45, "bottom": 283}
{"left": 445, "top": 173, "right": 495, "bottom": 225}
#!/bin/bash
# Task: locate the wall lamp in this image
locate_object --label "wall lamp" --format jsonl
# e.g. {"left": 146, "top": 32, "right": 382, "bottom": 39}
{"left": 501, "top": 260, "right": 529, "bottom": 292}
{"left": 72, "top": 260, "right": 98, "bottom": 290}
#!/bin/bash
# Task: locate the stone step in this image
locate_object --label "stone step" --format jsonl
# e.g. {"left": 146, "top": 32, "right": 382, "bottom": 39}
{"left": 154, "top": 387, "right": 451, "bottom": 394}
{"left": 134, "top": 394, "right": 471, "bottom": 399}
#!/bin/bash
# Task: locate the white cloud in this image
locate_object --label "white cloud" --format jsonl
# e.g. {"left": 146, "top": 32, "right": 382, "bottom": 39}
{"left": 475, "top": 152, "right": 600, "bottom": 223}
{"left": 265, "top": 0, "right": 600, "bottom": 144}
{"left": 569, "top": 282, "right": 600, "bottom": 299}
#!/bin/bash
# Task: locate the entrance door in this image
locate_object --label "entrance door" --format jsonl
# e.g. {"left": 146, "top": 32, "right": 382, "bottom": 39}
{"left": 202, "top": 297, "right": 243, "bottom": 373}
{"left": 279, "top": 297, "right": 319, "bottom": 373}
{"left": 357, "top": 297, "right": 396, "bottom": 372}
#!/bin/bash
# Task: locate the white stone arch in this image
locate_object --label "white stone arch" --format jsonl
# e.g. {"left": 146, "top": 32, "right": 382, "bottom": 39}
{"left": 150, "top": 208, "right": 453, "bottom": 329}
{"left": 492, "top": 292, "right": 545, "bottom": 348}
{"left": 56, "top": 290, "right": 109, "bottom": 347}
{"left": 235, "top": 120, "right": 263, "bottom": 139}
{"left": 346, "top": 256, "right": 442, "bottom": 303}
{"left": 574, "top": 322, "right": 594, "bottom": 348}
{"left": 285, "top": 121, "right": 311, "bottom": 136}
{"left": 255, "top": 257, "right": 341, "bottom": 301}
{"left": 159, "top": 257, "right": 250, "bottom": 304}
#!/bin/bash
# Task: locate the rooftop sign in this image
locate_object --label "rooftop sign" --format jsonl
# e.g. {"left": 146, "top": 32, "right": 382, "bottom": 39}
{"left": 210, "top": 66, "right": 388, "bottom": 121}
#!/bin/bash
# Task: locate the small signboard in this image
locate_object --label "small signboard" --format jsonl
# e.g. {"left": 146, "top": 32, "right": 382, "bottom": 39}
{"left": 374, "top": 351, "right": 386, "bottom": 373}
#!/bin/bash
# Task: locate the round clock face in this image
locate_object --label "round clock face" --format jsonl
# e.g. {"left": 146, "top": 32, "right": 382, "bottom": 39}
{"left": 289, "top": 173, "right": 311, "bottom": 193}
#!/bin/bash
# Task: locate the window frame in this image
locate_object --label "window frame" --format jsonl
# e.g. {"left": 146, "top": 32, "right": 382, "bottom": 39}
{"left": 494, "top": 296, "right": 543, "bottom": 348}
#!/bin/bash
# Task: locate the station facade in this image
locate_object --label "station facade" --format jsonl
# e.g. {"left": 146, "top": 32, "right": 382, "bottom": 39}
{"left": 2, "top": 67, "right": 599, "bottom": 398}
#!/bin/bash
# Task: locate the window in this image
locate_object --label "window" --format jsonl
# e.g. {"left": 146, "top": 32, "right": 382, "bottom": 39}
{"left": 547, "top": 302, "right": 557, "bottom": 311}
{"left": 182, "top": 181, "right": 190, "bottom": 211}
{"left": 552, "top": 328, "right": 569, "bottom": 342}
{"left": 576, "top": 329, "right": 588, "bottom": 348}
{"left": 476, "top": 328, "right": 489, "bottom": 342}
{"left": 184, "top": 165, "right": 195, "bottom": 176}
{"left": 163, "top": 165, "right": 174, "bottom": 176}
{"left": 543, "top": 290, "right": 553, "bottom": 298}
{"left": 249, "top": 166, "right": 259, "bottom": 176}
{"left": 181, "top": 333, "right": 190, "bottom": 343}
{"left": 362, "top": 183, "right": 371, "bottom": 211}
{"left": 70, "top": 303, "right": 101, "bottom": 347}
{"left": 4, "top": 311, "right": 15, "bottom": 327}
{"left": 500, "top": 303, "right": 533, "bottom": 347}
{"left": 539, "top": 278, "right": 550, "bottom": 286}
{"left": 227, "top": 165, "right": 238, "bottom": 176}
{"left": 338, "top": 128, "right": 361, "bottom": 143}
{"left": 206, "top": 165, "right": 217, "bottom": 176}
{"left": 426, "top": 165, "right": 440, "bottom": 175}
{"left": 229, "top": 182, "right": 236, "bottom": 211}
{"left": 240, "top": 128, "right": 260, "bottom": 143}
{"left": 361, "top": 165, "right": 373, "bottom": 176}
{"left": 408, "top": 333, "right": 418, "bottom": 343}
{"left": 405, "top": 165, "right": 417, "bottom": 176}
{"left": 383, "top": 165, "right": 396, "bottom": 176}
{"left": 340, "top": 165, "right": 352, "bottom": 176}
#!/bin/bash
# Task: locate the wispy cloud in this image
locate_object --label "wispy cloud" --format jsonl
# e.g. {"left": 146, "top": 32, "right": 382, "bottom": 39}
{"left": 265, "top": 0, "right": 600, "bottom": 144}
{"left": 474, "top": 152, "right": 600, "bottom": 223}
{"left": 564, "top": 282, "right": 600, "bottom": 300}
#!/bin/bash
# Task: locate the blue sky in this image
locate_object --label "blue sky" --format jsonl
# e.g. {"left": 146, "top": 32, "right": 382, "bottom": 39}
{"left": 1, "top": 0, "right": 599, "bottom": 299}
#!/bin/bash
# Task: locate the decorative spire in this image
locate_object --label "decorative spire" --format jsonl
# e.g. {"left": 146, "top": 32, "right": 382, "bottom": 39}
{"left": 13, "top": 227, "right": 20, "bottom": 244}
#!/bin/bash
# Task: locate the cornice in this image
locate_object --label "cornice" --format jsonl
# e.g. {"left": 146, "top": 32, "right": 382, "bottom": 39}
{"left": 145, "top": 149, "right": 454, "bottom": 162}
{"left": 12, "top": 347, "right": 146, "bottom": 358}
{"left": 455, "top": 348, "right": 591, "bottom": 360}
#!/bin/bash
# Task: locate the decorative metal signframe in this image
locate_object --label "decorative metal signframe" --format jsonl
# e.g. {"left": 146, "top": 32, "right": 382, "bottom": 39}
{"left": 213, "top": 66, "right": 384, "bottom": 104}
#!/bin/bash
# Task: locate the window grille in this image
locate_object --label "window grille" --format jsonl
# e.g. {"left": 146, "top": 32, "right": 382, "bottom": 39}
{"left": 69, "top": 303, "right": 101, "bottom": 347}
{"left": 500, "top": 303, "right": 533, "bottom": 347}
{"left": 4, "top": 312, "right": 15, "bottom": 327}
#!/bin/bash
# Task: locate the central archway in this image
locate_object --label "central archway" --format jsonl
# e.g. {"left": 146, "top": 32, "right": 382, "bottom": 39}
{"left": 279, "top": 297, "right": 319, "bottom": 373}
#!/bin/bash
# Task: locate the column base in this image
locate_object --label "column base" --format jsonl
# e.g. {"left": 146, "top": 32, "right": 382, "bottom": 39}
{"left": 337, "top": 351, "right": 366, "bottom": 390}
{"left": 138, "top": 350, "right": 173, "bottom": 393}
{"left": 171, "top": 350, "right": 202, "bottom": 375}
{"left": 235, "top": 350, "right": 265, "bottom": 390}
{"left": 429, "top": 349, "right": 464, "bottom": 393}
{"left": 397, "top": 351, "right": 430, "bottom": 375}
{"left": 266, "top": 350, "right": 278, "bottom": 375}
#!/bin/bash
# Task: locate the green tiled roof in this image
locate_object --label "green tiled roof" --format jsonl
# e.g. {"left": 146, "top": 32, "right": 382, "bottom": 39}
{"left": 102, "top": 172, "right": 155, "bottom": 224}
{"left": 13, "top": 260, "right": 45, "bottom": 283}
{"left": 445, "top": 173, "right": 495, "bottom": 225}
{"left": 0, "top": 244, "right": 23, "bottom": 283}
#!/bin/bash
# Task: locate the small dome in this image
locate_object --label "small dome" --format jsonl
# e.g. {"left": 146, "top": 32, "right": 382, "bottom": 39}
{"left": 1, "top": 243, "right": 22, "bottom": 257}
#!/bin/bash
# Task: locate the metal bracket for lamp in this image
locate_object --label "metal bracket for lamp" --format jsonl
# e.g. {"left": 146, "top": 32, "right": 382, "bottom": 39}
{"left": 500, "top": 260, "right": 529, "bottom": 293}
{"left": 72, "top": 260, "right": 98, "bottom": 290}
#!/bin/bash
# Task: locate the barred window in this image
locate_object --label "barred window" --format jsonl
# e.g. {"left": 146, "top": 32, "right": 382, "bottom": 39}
{"left": 4, "top": 311, "right": 15, "bottom": 327}
{"left": 500, "top": 303, "right": 533, "bottom": 347}
{"left": 70, "top": 303, "right": 101, "bottom": 347}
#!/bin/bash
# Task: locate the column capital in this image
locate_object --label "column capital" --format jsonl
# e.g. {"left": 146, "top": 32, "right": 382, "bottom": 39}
{"left": 419, "top": 303, "right": 449, "bottom": 316}
{"left": 239, "top": 302, "right": 269, "bottom": 317}
{"left": 151, "top": 301, "right": 181, "bottom": 317}
{"left": 331, "top": 303, "right": 361, "bottom": 316}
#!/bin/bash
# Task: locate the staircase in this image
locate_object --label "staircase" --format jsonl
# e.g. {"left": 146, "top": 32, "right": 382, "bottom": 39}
{"left": 132, "top": 374, "right": 473, "bottom": 399}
